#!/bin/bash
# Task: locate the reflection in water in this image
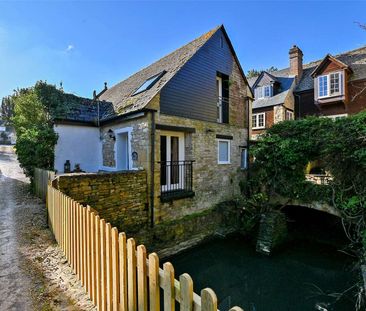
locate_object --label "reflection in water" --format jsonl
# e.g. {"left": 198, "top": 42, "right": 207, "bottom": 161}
{"left": 166, "top": 235, "right": 356, "bottom": 311}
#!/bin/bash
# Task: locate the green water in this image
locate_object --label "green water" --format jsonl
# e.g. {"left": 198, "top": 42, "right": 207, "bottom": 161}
{"left": 166, "top": 235, "right": 356, "bottom": 311}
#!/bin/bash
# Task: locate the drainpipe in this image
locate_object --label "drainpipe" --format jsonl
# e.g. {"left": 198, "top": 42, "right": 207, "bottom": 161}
{"left": 150, "top": 110, "right": 156, "bottom": 227}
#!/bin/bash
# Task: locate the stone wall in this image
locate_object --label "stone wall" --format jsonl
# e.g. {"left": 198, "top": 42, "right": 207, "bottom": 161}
{"left": 134, "top": 202, "right": 241, "bottom": 258}
{"left": 53, "top": 171, "right": 148, "bottom": 233}
{"left": 154, "top": 113, "right": 248, "bottom": 222}
{"left": 100, "top": 115, "right": 151, "bottom": 170}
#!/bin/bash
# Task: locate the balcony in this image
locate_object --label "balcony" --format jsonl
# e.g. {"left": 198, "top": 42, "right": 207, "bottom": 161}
{"left": 159, "top": 160, "right": 194, "bottom": 202}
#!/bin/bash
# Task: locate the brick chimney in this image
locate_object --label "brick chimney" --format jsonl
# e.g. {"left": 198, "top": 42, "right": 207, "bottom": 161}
{"left": 289, "top": 45, "right": 303, "bottom": 80}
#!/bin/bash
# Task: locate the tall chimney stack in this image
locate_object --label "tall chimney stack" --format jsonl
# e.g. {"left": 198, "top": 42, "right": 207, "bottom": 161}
{"left": 289, "top": 45, "right": 303, "bottom": 81}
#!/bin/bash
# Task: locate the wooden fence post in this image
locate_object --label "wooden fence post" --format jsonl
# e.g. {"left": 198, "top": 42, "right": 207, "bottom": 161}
{"left": 95, "top": 215, "right": 101, "bottom": 309}
{"left": 201, "top": 288, "right": 217, "bottom": 311}
{"left": 149, "top": 253, "right": 160, "bottom": 311}
{"left": 127, "top": 238, "right": 137, "bottom": 311}
{"left": 86, "top": 207, "right": 92, "bottom": 297}
{"left": 163, "top": 262, "right": 175, "bottom": 311}
{"left": 119, "top": 233, "right": 128, "bottom": 311}
{"left": 91, "top": 211, "right": 96, "bottom": 304}
{"left": 100, "top": 219, "right": 107, "bottom": 311}
{"left": 137, "top": 245, "right": 147, "bottom": 311}
{"left": 106, "top": 223, "right": 113, "bottom": 310}
{"left": 111, "top": 227, "right": 120, "bottom": 311}
{"left": 180, "top": 274, "right": 193, "bottom": 311}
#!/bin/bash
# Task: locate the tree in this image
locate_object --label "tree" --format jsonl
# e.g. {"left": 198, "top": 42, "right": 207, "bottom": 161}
{"left": 1, "top": 96, "right": 15, "bottom": 124}
{"left": 246, "top": 66, "right": 278, "bottom": 79}
{"left": 10, "top": 81, "right": 71, "bottom": 179}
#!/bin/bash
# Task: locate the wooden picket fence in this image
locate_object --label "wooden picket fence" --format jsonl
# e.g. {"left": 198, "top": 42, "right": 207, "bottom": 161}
{"left": 46, "top": 184, "right": 244, "bottom": 311}
{"left": 34, "top": 168, "right": 55, "bottom": 201}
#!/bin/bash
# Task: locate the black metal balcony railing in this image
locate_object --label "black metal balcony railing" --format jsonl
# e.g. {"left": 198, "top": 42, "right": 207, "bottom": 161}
{"left": 159, "top": 160, "right": 194, "bottom": 202}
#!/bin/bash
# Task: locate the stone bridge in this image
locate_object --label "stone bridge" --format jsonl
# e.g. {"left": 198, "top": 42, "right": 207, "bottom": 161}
{"left": 270, "top": 196, "right": 341, "bottom": 217}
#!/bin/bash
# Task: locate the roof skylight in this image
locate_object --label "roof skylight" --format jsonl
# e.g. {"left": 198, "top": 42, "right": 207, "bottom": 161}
{"left": 132, "top": 71, "right": 166, "bottom": 96}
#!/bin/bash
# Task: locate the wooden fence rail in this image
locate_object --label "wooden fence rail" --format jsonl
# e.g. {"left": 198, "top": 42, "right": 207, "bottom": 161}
{"left": 34, "top": 168, "right": 55, "bottom": 201}
{"left": 46, "top": 184, "right": 244, "bottom": 311}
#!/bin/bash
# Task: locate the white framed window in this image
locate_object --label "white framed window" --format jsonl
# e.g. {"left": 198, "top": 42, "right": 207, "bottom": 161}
{"left": 285, "top": 110, "right": 294, "bottom": 120}
{"left": 330, "top": 72, "right": 340, "bottom": 95}
{"left": 255, "top": 85, "right": 272, "bottom": 99}
{"left": 240, "top": 148, "right": 248, "bottom": 170}
{"left": 217, "top": 139, "right": 231, "bottom": 164}
{"left": 318, "top": 72, "right": 343, "bottom": 98}
{"left": 264, "top": 85, "right": 271, "bottom": 97}
{"left": 252, "top": 113, "right": 265, "bottom": 129}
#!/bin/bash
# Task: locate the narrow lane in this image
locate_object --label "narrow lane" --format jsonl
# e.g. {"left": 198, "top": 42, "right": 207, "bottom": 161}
{"left": 0, "top": 146, "right": 33, "bottom": 310}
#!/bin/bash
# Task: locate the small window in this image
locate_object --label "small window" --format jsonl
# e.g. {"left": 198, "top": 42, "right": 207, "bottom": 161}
{"left": 132, "top": 71, "right": 166, "bottom": 96}
{"left": 264, "top": 85, "right": 271, "bottom": 97}
{"left": 285, "top": 110, "right": 294, "bottom": 120}
{"left": 216, "top": 73, "right": 229, "bottom": 124}
{"left": 252, "top": 113, "right": 265, "bottom": 129}
{"left": 218, "top": 139, "right": 230, "bottom": 164}
{"left": 318, "top": 72, "right": 343, "bottom": 98}
{"left": 240, "top": 148, "right": 248, "bottom": 169}
{"left": 330, "top": 72, "right": 340, "bottom": 95}
{"left": 220, "top": 36, "right": 224, "bottom": 48}
{"left": 255, "top": 85, "right": 271, "bottom": 99}
{"left": 318, "top": 75, "right": 328, "bottom": 98}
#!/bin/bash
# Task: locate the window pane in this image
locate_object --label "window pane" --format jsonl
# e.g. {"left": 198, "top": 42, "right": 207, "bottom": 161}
{"left": 264, "top": 86, "right": 270, "bottom": 97}
{"left": 258, "top": 114, "right": 264, "bottom": 127}
{"left": 160, "top": 136, "right": 167, "bottom": 186}
{"left": 252, "top": 115, "right": 257, "bottom": 128}
{"left": 219, "top": 141, "right": 229, "bottom": 162}
{"left": 330, "top": 73, "right": 340, "bottom": 94}
{"left": 318, "top": 76, "right": 328, "bottom": 97}
{"left": 241, "top": 148, "right": 247, "bottom": 169}
{"left": 133, "top": 71, "right": 165, "bottom": 95}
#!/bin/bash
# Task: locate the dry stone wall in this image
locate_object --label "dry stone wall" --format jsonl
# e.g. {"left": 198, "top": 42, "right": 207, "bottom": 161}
{"left": 54, "top": 171, "right": 148, "bottom": 233}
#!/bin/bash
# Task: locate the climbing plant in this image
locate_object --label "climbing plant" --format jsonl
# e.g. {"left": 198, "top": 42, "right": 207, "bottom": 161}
{"left": 244, "top": 112, "right": 366, "bottom": 251}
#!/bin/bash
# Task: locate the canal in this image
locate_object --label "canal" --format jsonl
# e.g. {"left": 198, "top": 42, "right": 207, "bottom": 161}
{"left": 166, "top": 207, "right": 357, "bottom": 311}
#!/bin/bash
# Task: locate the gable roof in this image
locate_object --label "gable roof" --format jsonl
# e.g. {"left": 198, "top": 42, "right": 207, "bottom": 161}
{"left": 251, "top": 71, "right": 279, "bottom": 89}
{"left": 99, "top": 26, "right": 222, "bottom": 120}
{"left": 310, "top": 54, "right": 352, "bottom": 77}
{"left": 296, "top": 45, "right": 366, "bottom": 92}
{"left": 55, "top": 25, "right": 252, "bottom": 124}
{"left": 248, "top": 45, "right": 366, "bottom": 94}
{"left": 252, "top": 75, "right": 295, "bottom": 109}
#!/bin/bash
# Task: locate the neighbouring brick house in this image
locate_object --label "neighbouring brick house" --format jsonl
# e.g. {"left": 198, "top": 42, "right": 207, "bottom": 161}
{"left": 53, "top": 25, "right": 253, "bottom": 225}
{"left": 249, "top": 44, "right": 366, "bottom": 138}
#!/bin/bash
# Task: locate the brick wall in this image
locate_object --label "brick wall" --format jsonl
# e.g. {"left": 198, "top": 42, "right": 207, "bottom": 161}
{"left": 53, "top": 170, "right": 148, "bottom": 233}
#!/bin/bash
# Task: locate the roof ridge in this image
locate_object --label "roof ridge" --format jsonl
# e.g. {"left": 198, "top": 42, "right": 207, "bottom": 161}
{"left": 259, "top": 44, "right": 366, "bottom": 77}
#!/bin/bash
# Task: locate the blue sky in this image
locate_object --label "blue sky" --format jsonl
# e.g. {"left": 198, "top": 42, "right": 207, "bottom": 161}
{"left": 0, "top": 1, "right": 365, "bottom": 99}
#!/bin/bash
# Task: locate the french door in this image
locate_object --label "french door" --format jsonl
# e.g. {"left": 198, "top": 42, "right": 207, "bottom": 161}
{"left": 160, "top": 132, "right": 185, "bottom": 192}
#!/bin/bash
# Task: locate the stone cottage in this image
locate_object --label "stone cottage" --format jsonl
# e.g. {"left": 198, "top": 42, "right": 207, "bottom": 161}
{"left": 53, "top": 25, "right": 253, "bottom": 225}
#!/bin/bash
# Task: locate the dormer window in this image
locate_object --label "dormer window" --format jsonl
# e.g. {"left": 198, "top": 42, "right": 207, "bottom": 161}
{"left": 317, "top": 72, "right": 343, "bottom": 98}
{"left": 255, "top": 85, "right": 272, "bottom": 99}
{"left": 264, "top": 85, "right": 271, "bottom": 97}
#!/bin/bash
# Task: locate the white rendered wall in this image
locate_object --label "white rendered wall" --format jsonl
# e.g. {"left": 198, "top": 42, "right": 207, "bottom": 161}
{"left": 54, "top": 124, "right": 101, "bottom": 173}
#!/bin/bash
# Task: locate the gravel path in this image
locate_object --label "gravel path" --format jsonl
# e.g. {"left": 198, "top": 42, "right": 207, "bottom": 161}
{"left": 0, "top": 146, "right": 96, "bottom": 310}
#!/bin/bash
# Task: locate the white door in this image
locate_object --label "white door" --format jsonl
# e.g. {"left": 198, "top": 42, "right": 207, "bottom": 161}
{"left": 117, "top": 132, "right": 129, "bottom": 170}
{"left": 160, "top": 132, "right": 185, "bottom": 192}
